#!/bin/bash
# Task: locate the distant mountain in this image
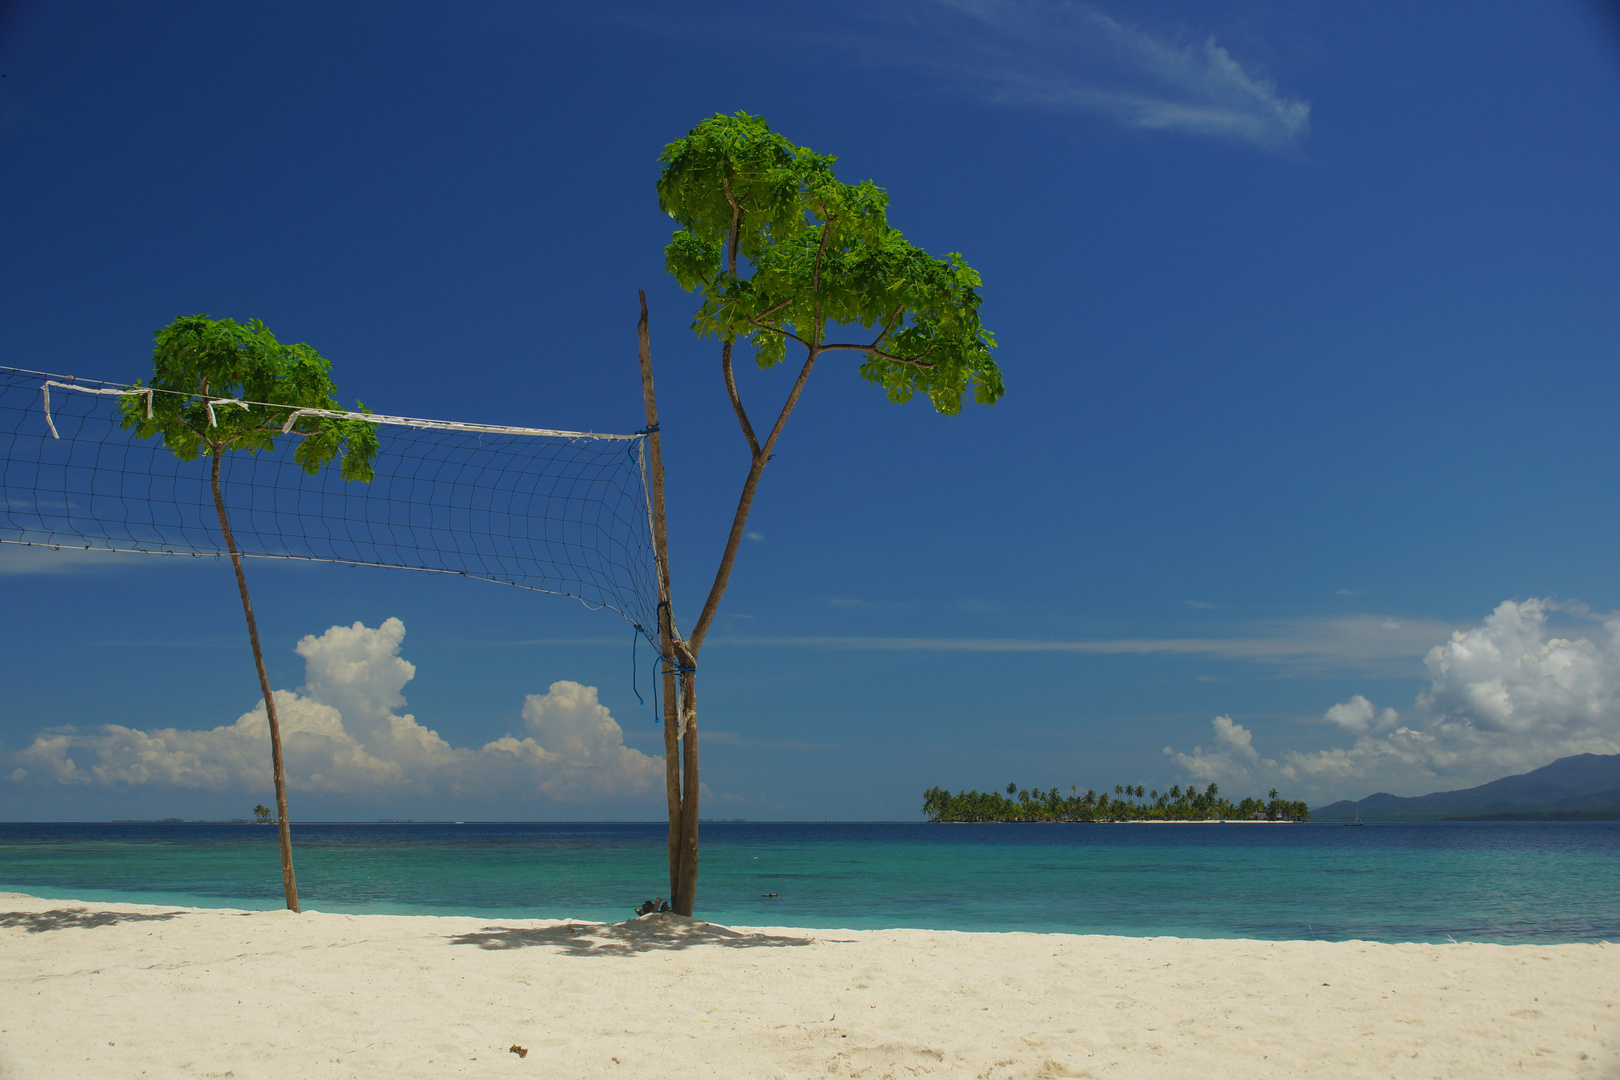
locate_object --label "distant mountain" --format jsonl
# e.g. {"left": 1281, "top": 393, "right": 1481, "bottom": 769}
{"left": 1313, "top": 753, "right": 1620, "bottom": 821}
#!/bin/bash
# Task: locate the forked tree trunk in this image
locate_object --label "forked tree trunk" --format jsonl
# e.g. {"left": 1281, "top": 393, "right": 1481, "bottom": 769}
{"left": 210, "top": 449, "right": 300, "bottom": 912}
{"left": 635, "top": 293, "right": 818, "bottom": 916}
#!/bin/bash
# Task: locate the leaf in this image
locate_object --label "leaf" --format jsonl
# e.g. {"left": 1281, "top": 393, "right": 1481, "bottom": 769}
{"left": 122, "top": 315, "right": 379, "bottom": 480}
{"left": 657, "top": 113, "right": 1003, "bottom": 415}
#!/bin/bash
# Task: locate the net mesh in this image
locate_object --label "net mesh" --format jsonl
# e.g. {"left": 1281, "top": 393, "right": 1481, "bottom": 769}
{"left": 0, "top": 365, "right": 661, "bottom": 646}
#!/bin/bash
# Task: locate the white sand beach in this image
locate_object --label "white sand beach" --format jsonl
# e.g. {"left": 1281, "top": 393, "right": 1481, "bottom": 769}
{"left": 2, "top": 891, "right": 1616, "bottom": 1079}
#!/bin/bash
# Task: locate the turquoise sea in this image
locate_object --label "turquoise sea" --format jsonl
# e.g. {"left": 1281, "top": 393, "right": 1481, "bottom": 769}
{"left": 2, "top": 821, "right": 1616, "bottom": 944}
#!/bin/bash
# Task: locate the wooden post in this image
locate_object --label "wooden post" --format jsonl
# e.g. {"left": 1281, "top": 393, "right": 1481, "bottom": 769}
{"left": 636, "top": 292, "right": 688, "bottom": 908}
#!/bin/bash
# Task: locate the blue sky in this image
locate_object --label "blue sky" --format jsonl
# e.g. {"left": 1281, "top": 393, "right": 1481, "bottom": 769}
{"left": 2, "top": 0, "right": 1618, "bottom": 821}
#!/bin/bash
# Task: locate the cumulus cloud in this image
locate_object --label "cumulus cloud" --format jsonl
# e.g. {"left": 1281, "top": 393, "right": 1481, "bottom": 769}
{"left": 1167, "top": 599, "right": 1620, "bottom": 802}
{"left": 5, "top": 618, "right": 660, "bottom": 806}
{"left": 1322, "top": 695, "right": 1400, "bottom": 736}
{"left": 1167, "top": 714, "right": 1267, "bottom": 787}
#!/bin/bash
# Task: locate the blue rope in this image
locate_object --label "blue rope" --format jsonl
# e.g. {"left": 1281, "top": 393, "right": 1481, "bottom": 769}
{"left": 628, "top": 425, "right": 658, "bottom": 466}
{"left": 631, "top": 624, "right": 694, "bottom": 722}
{"left": 630, "top": 625, "right": 645, "bottom": 707}
{"left": 633, "top": 603, "right": 695, "bottom": 724}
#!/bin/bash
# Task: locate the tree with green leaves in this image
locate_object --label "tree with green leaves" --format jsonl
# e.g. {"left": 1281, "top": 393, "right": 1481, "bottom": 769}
{"left": 921, "top": 780, "right": 1308, "bottom": 823}
{"left": 253, "top": 804, "right": 271, "bottom": 825}
{"left": 638, "top": 112, "right": 1002, "bottom": 914}
{"left": 123, "top": 315, "right": 379, "bottom": 912}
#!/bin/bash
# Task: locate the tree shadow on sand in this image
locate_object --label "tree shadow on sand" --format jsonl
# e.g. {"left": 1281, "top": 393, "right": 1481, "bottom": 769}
{"left": 447, "top": 913, "right": 813, "bottom": 957}
{"left": 0, "top": 908, "right": 182, "bottom": 933}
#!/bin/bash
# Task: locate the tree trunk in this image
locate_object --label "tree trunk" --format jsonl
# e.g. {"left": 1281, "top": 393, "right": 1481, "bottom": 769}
{"left": 675, "top": 661, "right": 699, "bottom": 914}
{"left": 210, "top": 449, "right": 300, "bottom": 913}
{"left": 634, "top": 296, "right": 821, "bottom": 917}
{"left": 636, "top": 293, "right": 697, "bottom": 912}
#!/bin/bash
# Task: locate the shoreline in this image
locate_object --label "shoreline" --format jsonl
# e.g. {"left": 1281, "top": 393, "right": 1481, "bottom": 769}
{"left": 1, "top": 881, "right": 1611, "bottom": 945}
{"left": 932, "top": 817, "right": 1303, "bottom": 824}
{"left": 4, "top": 891, "right": 1617, "bottom": 1078}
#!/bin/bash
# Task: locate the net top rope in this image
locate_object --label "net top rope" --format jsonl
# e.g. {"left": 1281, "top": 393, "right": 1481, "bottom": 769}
{"left": 25, "top": 367, "right": 642, "bottom": 442}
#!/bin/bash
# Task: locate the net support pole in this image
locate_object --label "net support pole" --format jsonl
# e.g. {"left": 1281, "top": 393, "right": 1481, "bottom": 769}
{"left": 637, "top": 290, "right": 695, "bottom": 914}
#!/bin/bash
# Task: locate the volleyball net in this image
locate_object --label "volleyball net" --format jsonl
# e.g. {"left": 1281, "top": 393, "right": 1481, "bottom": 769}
{"left": 0, "top": 364, "right": 663, "bottom": 652}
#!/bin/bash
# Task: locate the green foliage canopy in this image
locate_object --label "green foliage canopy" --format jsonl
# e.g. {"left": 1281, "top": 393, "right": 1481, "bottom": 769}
{"left": 658, "top": 111, "right": 1003, "bottom": 416}
{"left": 120, "top": 315, "right": 379, "bottom": 481}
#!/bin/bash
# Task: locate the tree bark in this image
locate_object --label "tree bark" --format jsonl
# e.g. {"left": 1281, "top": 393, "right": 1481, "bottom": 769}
{"left": 634, "top": 290, "right": 829, "bottom": 915}
{"left": 636, "top": 293, "right": 693, "bottom": 911}
{"left": 210, "top": 449, "right": 300, "bottom": 913}
{"left": 675, "top": 659, "right": 699, "bottom": 914}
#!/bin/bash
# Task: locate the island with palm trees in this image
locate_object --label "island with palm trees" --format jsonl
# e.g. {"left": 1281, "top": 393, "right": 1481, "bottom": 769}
{"left": 923, "top": 782, "right": 1310, "bottom": 822}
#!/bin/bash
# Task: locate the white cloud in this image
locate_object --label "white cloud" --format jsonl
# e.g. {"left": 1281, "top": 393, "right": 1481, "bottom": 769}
{"left": 5, "top": 618, "right": 661, "bottom": 806}
{"left": 712, "top": 614, "right": 1454, "bottom": 674}
{"left": 0, "top": 543, "right": 135, "bottom": 574}
{"left": 925, "top": 1, "right": 1310, "bottom": 152}
{"left": 621, "top": 2, "right": 1307, "bottom": 153}
{"left": 1167, "top": 599, "right": 1620, "bottom": 802}
{"left": 1168, "top": 714, "right": 1268, "bottom": 787}
{"left": 1322, "top": 695, "right": 1400, "bottom": 736}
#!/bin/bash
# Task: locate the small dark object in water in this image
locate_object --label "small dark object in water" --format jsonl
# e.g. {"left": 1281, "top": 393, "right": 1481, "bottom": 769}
{"left": 509, "top": 1044, "right": 528, "bottom": 1058}
{"left": 761, "top": 893, "right": 778, "bottom": 898}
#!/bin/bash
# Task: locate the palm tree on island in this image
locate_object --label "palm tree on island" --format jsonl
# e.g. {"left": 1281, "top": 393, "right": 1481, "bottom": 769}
{"left": 922, "top": 779, "right": 1311, "bottom": 823}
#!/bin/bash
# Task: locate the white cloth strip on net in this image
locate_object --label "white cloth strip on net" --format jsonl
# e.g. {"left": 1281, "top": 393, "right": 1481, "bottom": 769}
{"left": 29, "top": 370, "right": 638, "bottom": 442}
{"left": 40, "top": 381, "right": 152, "bottom": 438}
{"left": 275, "top": 406, "right": 639, "bottom": 440}
{"left": 206, "top": 398, "right": 248, "bottom": 427}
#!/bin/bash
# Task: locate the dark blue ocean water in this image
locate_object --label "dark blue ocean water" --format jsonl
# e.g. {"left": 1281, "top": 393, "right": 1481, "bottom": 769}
{"left": 2, "top": 820, "right": 1616, "bottom": 944}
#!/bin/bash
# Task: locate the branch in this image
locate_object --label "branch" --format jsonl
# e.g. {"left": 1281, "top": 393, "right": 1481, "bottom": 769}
{"left": 689, "top": 343, "right": 821, "bottom": 653}
{"left": 874, "top": 306, "right": 904, "bottom": 348}
{"left": 721, "top": 339, "right": 760, "bottom": 458}
{"left": 871, "top": 343, "right": 936, "bottom": 366}
{"left": 817, "top": 342, "right": 937, "bottom": 369}
{"left": 721, "top": 175, "right": 743, "bottom": 276}
{"left": 731, "top": 294, "right": 801, "bottom": 345}
{"left": 689, "top": 213, "right": 856, "bottom": 653}
{"left": 718, "top": 176, "right": 765, "bottom": 456}
{"left": 754, "top": 297, "right": 795, "bottom": 322}
{"left": 744, "top": 317, "right": 809, "bottom": 350}
{"left": 809, "top": 219, "right": 834, "bottom": 293}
